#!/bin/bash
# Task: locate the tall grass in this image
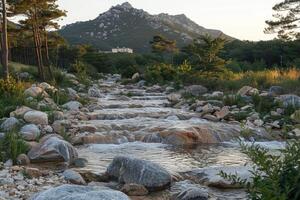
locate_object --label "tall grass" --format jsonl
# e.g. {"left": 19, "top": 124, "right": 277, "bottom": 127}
{"left": 0, "top": 77, "right": 26, "bottom": 118}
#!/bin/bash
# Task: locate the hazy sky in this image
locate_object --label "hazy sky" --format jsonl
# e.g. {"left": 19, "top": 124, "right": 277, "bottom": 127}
{"left": 56, "top": 0, "right": 282, "bottom": 41}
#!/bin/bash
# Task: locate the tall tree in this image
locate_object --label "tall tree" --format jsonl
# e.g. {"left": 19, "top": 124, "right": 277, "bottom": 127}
{"left": 10, "top": 0, "right": 65, "bottom": 80}
{"left": 265, "top": 0, "right": 300, "bottom": 40}
{"left": 1, "top": 0, "right": 9, "bottom": 79}
{"left": 185, "top": 34, "right": 227, "bottom": 75}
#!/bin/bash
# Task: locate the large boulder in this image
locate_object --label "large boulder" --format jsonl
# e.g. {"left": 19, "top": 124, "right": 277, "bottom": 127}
{"left": 107, "top": 156, "right": 172, "bottom": 191}
{"left": 10, "top": 106, "right": 32, "bottom": 118}
{"left": 62, "top": 101, "right": 82, "bottom": 111}
{"left": 269, "top": 86, "right": 285, "bottom": 97}
{"left": 20, "top": 124, "right": 40, "bottom": 141}
{"left": 185, "top": 85, "right": 208, "bottom": 96}
{"left": 24, "top": 111, "right": 48, "bottom": 125}
{"left": 27, "top": 135, "right": 78, "bottom": 164}
{"left": 24, "top": 86, "right": 44, "bottom": 98}
{"left": 30, "top": 184, "right": 130, "bottom": 200}
{"left": 0, "top": 117, "right": 20, "bottom": 131}
{"left": 237, "top": 86, "right": 259, "bottom": 96}
{"left": 277, "top": 95, "right": 300, "bottom": 108}
{"left": 88, "top": 85, "right": 102, "bottom": 98}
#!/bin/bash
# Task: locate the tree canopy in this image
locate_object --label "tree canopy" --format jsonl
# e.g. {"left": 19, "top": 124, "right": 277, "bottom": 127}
{"left": 265, "top": 0, "right": 300, "bottom": 40}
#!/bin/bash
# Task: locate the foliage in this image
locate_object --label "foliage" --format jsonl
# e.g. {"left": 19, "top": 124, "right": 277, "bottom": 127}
{"left": 265, "top": 0, "right": 300, "bottom": 40}
{"left": 0, "top": 131, "right": 29, "bottom": 164}
{"left": 220, "top": 140, "right": 300, "bottom": 200}
{"left": 144, "top": 63, "right": 177, "bottom": 84}
{"left": 0, "top": 77, "right": 25, "bottom": 118}
{"left": 252, "top": 94, "right": 280, "bottom": 115}
{"left": 184, "top": 34, "right": 227, "bottom": 76}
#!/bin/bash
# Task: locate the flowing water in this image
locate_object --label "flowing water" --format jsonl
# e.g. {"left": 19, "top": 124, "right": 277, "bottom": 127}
{"left": 77, "top": 76, "right": 284, "bottom": 199}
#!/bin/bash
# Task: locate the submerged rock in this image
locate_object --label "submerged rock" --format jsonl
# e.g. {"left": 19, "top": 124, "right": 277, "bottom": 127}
{"left": 182, "top": 166, "right": 252, "bottom": 189}
{"left": 63, "top": 169, "right": 86, "bottom": 185}
{"left": 171, "top": 180, "right": 208, "bottom": 200}
{"left": 28, "top": 135, "right": 78, "bottom": 164}
{"left": 107, "top": 156, "right": 172, "bottom": 191}
{"left": 121, "top": 183, "right": 148, "bottom": 196}
{"left": 30, "top": 184, "right": 130, "bottom": 200}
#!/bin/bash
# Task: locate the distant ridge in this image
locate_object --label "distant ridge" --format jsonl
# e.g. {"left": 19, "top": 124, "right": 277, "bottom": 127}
{"left": 59, "top": 2, "right": 233, "bottom": 52}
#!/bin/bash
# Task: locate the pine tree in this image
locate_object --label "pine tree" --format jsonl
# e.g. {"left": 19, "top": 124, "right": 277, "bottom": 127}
{"left": 185, "top": 34, "right": 226, "bottom": 76}
{"left": 9, "top": 0, "right": 65, "bottom": 80}
{"left": 265, "top": 0, "right": 300, "bottom": 40}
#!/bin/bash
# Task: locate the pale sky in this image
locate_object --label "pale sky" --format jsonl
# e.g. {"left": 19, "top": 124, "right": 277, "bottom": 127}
{"left": 56, "top": 0, "right": 282, "bottom": 41}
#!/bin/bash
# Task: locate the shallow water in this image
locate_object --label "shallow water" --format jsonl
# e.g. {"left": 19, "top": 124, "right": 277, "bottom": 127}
{"left": 78, "top": 142, "right": 249, "bottom": 174}
{"left": 77, "top": 78, "right": 285, "bottom": 199}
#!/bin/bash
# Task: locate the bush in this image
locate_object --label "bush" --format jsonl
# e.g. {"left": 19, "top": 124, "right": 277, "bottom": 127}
{"left": 0, "top": 131, "right": 29, "bottom": 164}
{"left": 145, "top": 63, "right": 178, "bottom": 84}
{"left": 220, "top": 140, "right": 300, "bottom": 200}
{"left": 0, "top": 78, "right": 25, "bottom": 118}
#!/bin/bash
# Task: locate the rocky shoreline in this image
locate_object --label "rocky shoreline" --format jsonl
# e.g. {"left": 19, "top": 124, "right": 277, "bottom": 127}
{"left": 0, "top": 73, "right": 299, "bottom": 199}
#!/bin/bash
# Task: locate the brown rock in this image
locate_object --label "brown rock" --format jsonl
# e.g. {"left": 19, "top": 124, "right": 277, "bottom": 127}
{"left": 215, "top": 106, "right": 230, "bottom": 119}
{"left": 121, "top": 183, "right": 149, "bottom": 196}
{"left": 24, "top": 167, "right": 42, "bottom": 178}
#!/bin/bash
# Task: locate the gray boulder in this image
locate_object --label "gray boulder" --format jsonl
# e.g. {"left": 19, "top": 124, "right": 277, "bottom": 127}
{"left": 88, "top": 86, "right": 102, "bottom": 98}
{"left": 30, "top": 184, "right": 130, "bottom": 200}
{"left": 63, "top": 101, "right": 82, "bottom": 111}
{"left": 24, "top": 111, "right": 48, "bottom": 125}
{"left": 171, "top": 181, "right": 208, "bottom": 200}
{"left": 107, "top": 156, "right": 172, "bottom": 191}
{"left": 185, "top": 85, "right": 208, "bottom": 96}
{"left": 24, "top": 86, "right": 44, "bottom": 98}
{"left": 20, "top": 124, "right": 40, "bottom": 141}
{"left": 277, "top": 94, "right": 300, "bottom": 107}
{"left": 28, "top": 135, "right": 78, "bottom": 164}
{"left": 0, "top": 117, "right": 20, "bottom": 131}
{"left": 63, "top": 169, "right": 86, "bottom": 185}
{"left": 269, "top": 86, "right": 285, "bottom": 96}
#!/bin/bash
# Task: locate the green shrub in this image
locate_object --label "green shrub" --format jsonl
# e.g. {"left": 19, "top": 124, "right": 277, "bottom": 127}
{"left": 223, "top": 95, "right": 247, "bottom": 107}
{"left": 220, "top": 140, "right": 300, "bottom": 200}
{"left": 0, "top": 78, "right": 25, "bottom": 118}
{"left": 0, "top": 131, "right": 29, "bottom": 164}
{"left": 252, "top": 94, "right": 280, "bottom": 115}
{"left": 49, "top": 90, "right": 70, "bottom": 105}
{"left": 145, "top": 63, "right": 177, "bottom": 84}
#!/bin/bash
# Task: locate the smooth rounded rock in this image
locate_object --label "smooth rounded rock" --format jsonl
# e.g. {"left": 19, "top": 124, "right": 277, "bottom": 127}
{"left": 24, "top": 111, "right": 48, "bottom": 125}
{"left": 0, "top": 117, "right": 20, "bottom": 131}
{"left": 107, "top": 156, "right": 172, "bottom": 191}
{"left": 30, "top": 184, "right": 130, "bottom": 200}
{"left": 20, "top": 124, "right": 40, "bottom": 141}
{"left": 27, "top": 135, "right": 78, "bottom": 164}
{"left": 63, "top": 169, "right": 86, "bottom": 185}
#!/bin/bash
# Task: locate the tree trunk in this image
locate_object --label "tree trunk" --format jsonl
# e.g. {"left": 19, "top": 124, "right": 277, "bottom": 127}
{"left": 32, "top": 3, "right": 45, "bottom": 81}
{"left": 44, "top": 29, "right": 53, "bottom": 80}
{"left": 1, "top": 0, "right": 9, "bottom": 79}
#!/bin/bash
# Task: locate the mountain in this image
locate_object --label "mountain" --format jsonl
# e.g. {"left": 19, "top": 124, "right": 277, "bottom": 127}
{"left": 58, "top": 2, "right": 233, "bottom": 53}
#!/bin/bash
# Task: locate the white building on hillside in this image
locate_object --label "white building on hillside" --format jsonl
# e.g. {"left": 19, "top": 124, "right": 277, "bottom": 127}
{"left": 112, "top": 47, "right": 133, "bottom": 54}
